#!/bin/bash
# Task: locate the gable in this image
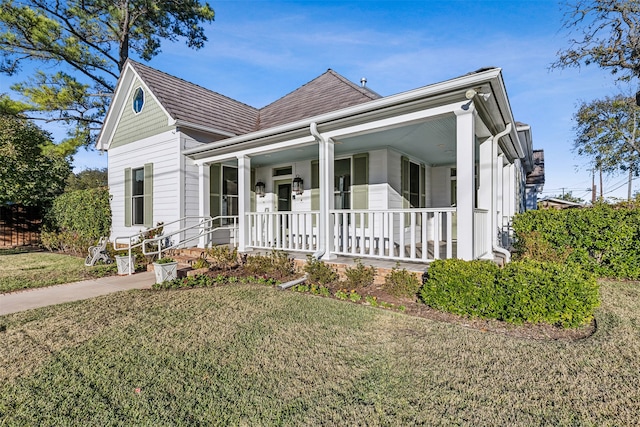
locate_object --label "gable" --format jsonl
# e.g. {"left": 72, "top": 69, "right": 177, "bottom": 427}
{"left": 258, "top": 69, "right": 381, "bottom": 130}
{"left": 110, "top": 77, "right": 172, "bottom": 149}
{"left": 130, "top": 60, "right": 259, "bottom": 135}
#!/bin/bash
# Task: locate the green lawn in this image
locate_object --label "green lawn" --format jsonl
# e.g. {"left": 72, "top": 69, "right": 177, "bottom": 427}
{"left": 0, "top": 280, "right": 638, "bottom": 425}
{"left": 0, "top": 250, "right": 116, "bottom": 293}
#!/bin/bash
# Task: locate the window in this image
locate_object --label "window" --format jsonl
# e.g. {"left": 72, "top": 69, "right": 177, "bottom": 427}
{"left": 132, "top": 168, "right": 145, "bottom": 225}
{"left": 210, "top": 164, "right": 238, "bottom": 225}
{"left": 222, "top": 166, "right": 238, "bottom": 221}
{"left": 273, "top": 166, "right": 292, "bottom": 176}
{"left": 401, "top": 156, "right": 426, "bottom": 208}
{"left": 124, "top": 164, "right": 153, "bottom": 227}
{"left": 132, "top": 87, "right": 144, "bottom": 113}
{"left": 334, "top": 158, "right": 351, "bottom": 209}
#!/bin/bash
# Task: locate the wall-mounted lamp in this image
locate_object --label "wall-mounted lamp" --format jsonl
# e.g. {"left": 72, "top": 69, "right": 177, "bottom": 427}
{"left": 292, "top": 175, "right": 304, "bottom": 195}
{"left": 255, "top": 181, "right": 266, "bottom": 197}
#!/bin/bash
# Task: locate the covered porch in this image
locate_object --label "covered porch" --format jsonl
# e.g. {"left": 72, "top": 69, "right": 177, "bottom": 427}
{"left": 185, "top": 69, "right": 525, "bottom": 265}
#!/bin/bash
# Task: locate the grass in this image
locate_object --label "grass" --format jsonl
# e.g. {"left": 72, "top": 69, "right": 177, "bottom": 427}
{"left": 0, "top": 280, "right": 639, "bottom": 425}
{"left": 0, "top": 251, "right": 116, "bottom": 293}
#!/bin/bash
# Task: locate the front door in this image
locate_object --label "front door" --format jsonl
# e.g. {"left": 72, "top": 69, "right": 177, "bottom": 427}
{"left": 277, "top": 183, "right": 291, "bottom": 211}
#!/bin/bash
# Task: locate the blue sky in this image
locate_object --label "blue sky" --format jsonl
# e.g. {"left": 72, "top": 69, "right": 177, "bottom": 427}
{"left": 4, "top": 0, "right": 637, "bottom": 200}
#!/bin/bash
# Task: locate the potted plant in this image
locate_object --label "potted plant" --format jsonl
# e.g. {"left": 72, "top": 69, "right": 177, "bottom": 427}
{"left": 115, "top": 253, "right": 136, "bottom": 275}
{"left": 153, "top": 257, "right": 178, "bottom": 284}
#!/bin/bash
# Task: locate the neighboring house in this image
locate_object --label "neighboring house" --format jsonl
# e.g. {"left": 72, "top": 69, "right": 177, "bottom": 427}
{"left": 97, "top": 60, "right": 541, "bottom": 264}
{"left": 538, "top": 197, "right": 584, "bottom": 210}
{"left": 525, "top": 149, "right": 545, "bottom": 210}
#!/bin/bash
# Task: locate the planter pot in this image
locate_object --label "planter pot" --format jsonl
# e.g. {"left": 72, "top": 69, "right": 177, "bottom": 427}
{"left": 153, "top": 261, "right": 178, "bottom": 284}
{"left": 115, "top": 255, "right": 135, "bottom": 275}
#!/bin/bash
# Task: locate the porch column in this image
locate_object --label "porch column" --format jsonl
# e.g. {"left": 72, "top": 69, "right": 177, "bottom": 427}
{"left": 478, "top": 136, "right": 494, "bottom": 258}
{"left": 198, "top": 163, "right": 210, "bottom": 248}
{"left": 319, "top": 135, "right": 336, "bottom": 260}
{"left": 454, "top": 107, "right": 475, "bottom": 260}
{"left": 237, "top": 155, "right": 251, "bottom": 252}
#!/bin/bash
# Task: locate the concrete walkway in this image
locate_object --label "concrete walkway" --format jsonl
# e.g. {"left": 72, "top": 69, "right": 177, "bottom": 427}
{"left": 0, "top": 272, "right": 156, "bottom": 316}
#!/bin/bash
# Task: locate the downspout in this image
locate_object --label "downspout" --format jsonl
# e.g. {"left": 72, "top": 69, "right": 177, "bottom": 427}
{"left": 492, "top": 122, "right": 512, "bottom": 264}
{"left": 310, "top": 122, "right": 326, "bottom": 260}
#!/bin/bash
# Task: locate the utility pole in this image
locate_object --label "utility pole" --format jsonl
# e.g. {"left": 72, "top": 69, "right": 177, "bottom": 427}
{"left": 628, "top": 164, "right": 633, "bottom": 201}
{"left": 600, "top": 166, "right": 603, "bottom": 200}
{"left": 592, "top": 170, "right": 596, "bottom": 204}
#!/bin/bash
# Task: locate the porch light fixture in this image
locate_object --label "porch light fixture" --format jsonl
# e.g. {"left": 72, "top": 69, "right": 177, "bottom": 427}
{"left": 255, "top": 181, "right": 266, "bottom": 197}
{"left": 292, "top": 175, "right": 304, "bottom": 195}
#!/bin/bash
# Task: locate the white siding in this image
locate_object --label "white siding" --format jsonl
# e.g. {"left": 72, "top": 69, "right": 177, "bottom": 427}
{"left": 109, "top": 130, "right": 182, "bottom": 241}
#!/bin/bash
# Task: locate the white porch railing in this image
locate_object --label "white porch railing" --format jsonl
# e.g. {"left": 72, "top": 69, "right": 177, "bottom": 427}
{"left": 247, "top": 211, "right": 320, "bottom": 252}
{"left": 473, "top": 209, "right": 489, "bottom": 258}
{"left": 330, "top": 208, "right": 456, "bottom": 262}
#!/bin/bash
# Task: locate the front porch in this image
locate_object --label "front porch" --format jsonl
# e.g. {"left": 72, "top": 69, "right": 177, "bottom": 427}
{"left": 246, "top": 208, "right": 490, "bottom": 262}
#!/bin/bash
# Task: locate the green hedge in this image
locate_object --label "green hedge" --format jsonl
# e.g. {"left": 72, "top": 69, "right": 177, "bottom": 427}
{"left": 42, "top": 188, "right": 111, "bottom": 255}
{"left": 513, "top": 205, "right": 640, "bottom": 279}
{"left": 420, "top": 259, "right": 599, "bottom": 328}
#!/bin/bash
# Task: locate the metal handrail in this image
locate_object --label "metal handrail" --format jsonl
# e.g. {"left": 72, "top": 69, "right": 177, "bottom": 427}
{"left": 113, "top": 216, "right": 215, "bottom": 275}
{"left": 142, "top": 216, "right": 238, "bottom": 259}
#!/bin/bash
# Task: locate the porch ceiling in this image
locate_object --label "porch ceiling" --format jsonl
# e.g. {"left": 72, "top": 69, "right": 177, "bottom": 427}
{"left": 250, "top": 114, "right": 459, "bottom": 167}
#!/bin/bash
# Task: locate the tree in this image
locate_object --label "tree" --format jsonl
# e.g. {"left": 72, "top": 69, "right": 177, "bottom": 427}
{"left": 553, "top": 0, "right": 640, "bottom": 81}
{"left": 552, "top": 191, "right": 585, "bottom": 203}
{"left": 573, "top": 95, "right": 640, "bottom": 175}
{"left": 0, "top": 0, "right": 215, "bottom": 154}
{"left": 0, "top": 114, "right": 71, "bottom": 207}
{"left": 65, "top": 168, "right": 108, "bottom": 191}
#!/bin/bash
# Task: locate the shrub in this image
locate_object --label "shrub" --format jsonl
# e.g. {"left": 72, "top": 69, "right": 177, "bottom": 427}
{"left": 420, "top": 259, "right": 600, "bottom": 328}
{"left": 513, "top": 205, "right": 640, "bottom": 279}
{"left": 155, "top": 257, "right": 175, "bottom": 264}
{"left": 243, "top": 250, "right": 297, "bottom": 280}
{"left": 420, "top": 259, "right": 501, "bottom": 318}
{"left": 191, "top": 257, "right": 210, "bottom": 270}
{"left": 383, "top": 263, "right": 422, "bottom": 298}
{"left": 42, "top": 188, "right": 111, "bottom": 255}
{"left": 153, "top": 274, "right": 220, "bottom": 290}
{"left": 207, "top": 245, "right": 238, "bottom": 270}
{"left": 499, "top": 260, "right": 599, "bottom": 328}
{"left": 303, "top": 255, "right": 338, "bottom": 285}
{"left": 343, "top": 259, "right": 376, "bottom": 289}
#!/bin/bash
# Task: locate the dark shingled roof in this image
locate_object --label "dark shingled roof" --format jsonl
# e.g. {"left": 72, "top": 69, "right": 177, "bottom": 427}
{"left": 128, "top": 61, "right": 381, "bottom": 136}
{"left": 526, "top": 149, "right": 545, "bottom": 186}
{"left": 257, "top": 69, "right": 381, "bottom": 129}
{"left": 129, "top": 60, "right": 258, "bottom": 135}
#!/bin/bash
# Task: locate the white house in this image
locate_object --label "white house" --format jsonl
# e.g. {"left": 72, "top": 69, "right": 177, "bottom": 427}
{"left": 97, "top": 60, "right": 541, "bottom": 264}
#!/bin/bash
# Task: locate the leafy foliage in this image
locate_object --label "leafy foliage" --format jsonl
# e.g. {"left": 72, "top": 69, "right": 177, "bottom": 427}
{"left": 342, "top": 258, "right": 376, "bottom": 289}
{"left": 206, "top": 245, "right": 238, "bottom": 270}
{"left": 420, "top": 259, "right": 501, "bottom": 318}
{"left": 513, "top": 205, "right": 640, "bottom": 279}
{"left": 420, "top": 259, "right": 599, "bottom": 328}
{"left": 0, "top": 0, "right": 215, "bottom": 152}
{"left": 383, "top": 264, "right": 422, "bottom": 298}
{"left": 41, "top": 188, "right": 111, "bottom": 255}
{"left": 573, "top": 95, "right": 640, "bottom": 176}
{"left": 499, "top": 261, "right": 600, "bottom": 328}
{"left": 65, "top": 168, "right": 108, "bottom": 191}
{"left": 554, "top": 0, "right": 640, "bottom": 81}
{"left": 303, "top": 255, "right": 338, "bottom": 285}
{"left": 0, "top": 115, "right": 71, "bottom": 206}
{"left": 243, "top": 250, "right": 298, "bottom": 280}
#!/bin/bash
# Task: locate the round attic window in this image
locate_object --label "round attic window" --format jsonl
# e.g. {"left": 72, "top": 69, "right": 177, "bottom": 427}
{"left": 132, "top": 87, "right": 144, "bottom": 113}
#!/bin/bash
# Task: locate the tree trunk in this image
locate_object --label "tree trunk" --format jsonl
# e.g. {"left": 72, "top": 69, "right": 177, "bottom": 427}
{"left": 118, "top": 0, "right": 130, "bottom": 72}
